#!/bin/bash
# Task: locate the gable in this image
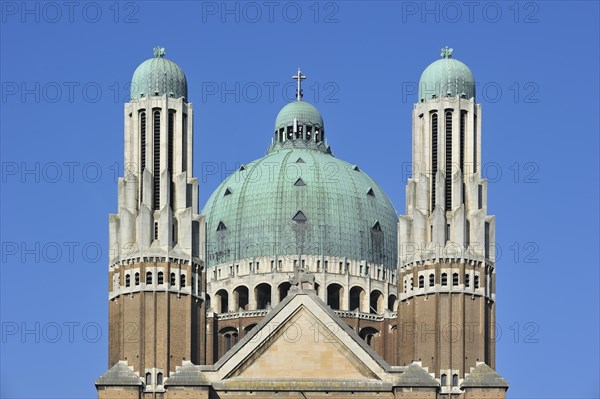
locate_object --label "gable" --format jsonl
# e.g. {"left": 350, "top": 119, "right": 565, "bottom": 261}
{"left": 214, "top": 291, "right": 389, "bottom": 381}
{"left": 235, "top": 306, "right": 375, "bottom": 379}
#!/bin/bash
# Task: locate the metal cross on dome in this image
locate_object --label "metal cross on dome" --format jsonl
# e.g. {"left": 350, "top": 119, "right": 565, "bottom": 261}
{"left": 292, "top": 67, "right": 306, "bottom": 100}
{"left": 441, "top": 46, "right": 453, "bottom": 59}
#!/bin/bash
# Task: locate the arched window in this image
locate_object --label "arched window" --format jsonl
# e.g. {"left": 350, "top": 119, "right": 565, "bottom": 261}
{"left": 215, "top": 289, "right": 229, "bottom": 313}
{"left": 180, "top": 274, "right": 186, "bottom": 288}
{"left": 453, "top": 272, "right": 459, "bottom": 286}
{"left": 146, "top": 271, "right": 152, "bottom": 285}
{"left": 157, "top": 271, "right": 164, "bottom": 285}
{"left": 170, "top": 272, "right": 176, "bottom": 286}
{"left": 441, "top": 373, "right": 447, "bottom": 386}
{"left": 465, "top": 273, "right": 470, "bottom": 287}
{"left": 387, "top": 294, "right": 396, "bottom": 311}
{"left": 221, "top": 327, "right": 239, "bottom": 354}
{"left": 125, "top": 274, "right": 130, "bottom": 287}
{"left": 145, "top": 372, "right": 151, "bottom": 386}
{"left": 441, "top": 273, "right": 447, "bottom": 286}
{"left": 474, "top": 275, "right": 480, "bottom": 289}
{"left": 279, "top": 282, "right": 291, "bottom": 301}
{"left": 452, "top": 374, "right": 458, "bottom": 386}
{"left": 359, "top": 327, "right": 379, "bottom": 350}
{"left": 369, "top": 290, "right": 384, "bottom": 314}
{"left": 327, "top": 284, "right": 343, "bottom": 310}
{"left": 255, "top": 283, "right": 272, "bottom": 310}
{"left": 157, "top": 372, "right": 163, "bottom": 385}
{"left": 135, "top": 272, "right": 140, "bottom": 286}
{"left": 429, "top": 273, "right": 435, "bottom": 287}
{"left": 243, "top": 324, "right": 257, "bottom": 336}
{"left": 418, "top": 275, "right": 424, "bottom": 288}
{"left": 232, "top": 286, "right": 248, "bottom": 310}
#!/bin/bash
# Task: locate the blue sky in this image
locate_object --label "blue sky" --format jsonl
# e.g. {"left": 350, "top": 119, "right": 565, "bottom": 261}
{"left": 1, "top": 1, "right": 598, "bottom": 397}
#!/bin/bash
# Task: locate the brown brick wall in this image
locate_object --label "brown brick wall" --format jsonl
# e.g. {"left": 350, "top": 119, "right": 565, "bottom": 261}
{"left": 108, "top": 261, "right": 202, "bottom": 374}
{"left": 97, "top": 386, "right": 140, "bottom": 399}
{"left": 463, "top": 387, "right": 507, "bottom": 399}
{"left": 397, "top": 262, "right": 495, "bottom": 377}
{"left": 165, "top": 387, "right": 210, "bottom": 399}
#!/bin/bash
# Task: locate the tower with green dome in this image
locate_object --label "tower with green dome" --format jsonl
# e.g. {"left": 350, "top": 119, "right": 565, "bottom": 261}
{"left": 101, "top": 47, "right": 205, "bottom": 395}
{"left": 398, "top": 47, "right": 502, "bottom": 393}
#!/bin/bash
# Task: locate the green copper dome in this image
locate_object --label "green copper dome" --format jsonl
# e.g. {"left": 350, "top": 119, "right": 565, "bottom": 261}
{"left": 275, "top": 100, "right": 324, "bottom": 131}
{"left": 418, "top": 47, "right": 475, "bottom": 102}
{"left": 130, "top": 47, "right": 188, "bottom": 100}
{"left": 201, "top": 148, "right": 398, "bottom": 268}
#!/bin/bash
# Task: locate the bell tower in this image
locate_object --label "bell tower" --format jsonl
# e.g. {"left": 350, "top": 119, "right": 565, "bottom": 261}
{"left": 98, "top": 47, "right": 205, "bottom": 396}
{"left": 398, "top": 47, "right": 497, "bottom": 392}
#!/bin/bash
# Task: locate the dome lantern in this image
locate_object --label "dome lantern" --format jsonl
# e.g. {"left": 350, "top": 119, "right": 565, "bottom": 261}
{"left": 271, "top": 68, "right": 328, "bottom": 153}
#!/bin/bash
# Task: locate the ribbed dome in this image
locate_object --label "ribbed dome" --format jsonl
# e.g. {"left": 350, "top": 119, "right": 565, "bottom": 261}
{"left": 418, "top": 47, "right": 475, "bottom": 102}
{"left": 130, "top": 47, "right": 188, "bottom": 100}
{"left": 275, "top": 100, "right": 324, "bottom": 131}
{"left": 201, "top": 148, "right": 398, "bottom": 268}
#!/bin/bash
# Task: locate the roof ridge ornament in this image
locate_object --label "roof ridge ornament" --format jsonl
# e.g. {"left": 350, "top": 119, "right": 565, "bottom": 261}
{"left": 292, "top": 67, "right": 306, "bottom": 101}
{"left": 441, "top": 46, "right": 453, "bottom": 59}
{"left": 153, "top": 46, "right": 165, "bottom": 58}
{"left": 290, "top": 265, "right": 316, "bottom": 292}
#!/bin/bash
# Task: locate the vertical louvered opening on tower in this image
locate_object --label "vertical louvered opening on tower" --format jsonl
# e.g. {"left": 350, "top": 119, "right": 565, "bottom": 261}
{"left": 460, "top": 110, "right": 466, "bottom": 173}
{"left": 445, "top": 110, "right": 452, "bottom": 211}
{"left": 182, "top": 113, "right": 188, "bottom": 173}
{"left": 460, "top": 110, "right": 467, "bottom": 206}
{"left": 140, "top": 111, "right": 146, "bottom": 198}
{"left": 153, "top": 110, "right": 161, "bottom": 210}
{"left": 168, "top": 110, "right": 175, "bottom": 209}
{"left": 140, "top": 112, "right": 146, "bottom": 170}
{"left": 431, "top": 112, "right": 438, "bottom": 211}
{"left": 473, "top": 114, "right": 478, "bottom": 173}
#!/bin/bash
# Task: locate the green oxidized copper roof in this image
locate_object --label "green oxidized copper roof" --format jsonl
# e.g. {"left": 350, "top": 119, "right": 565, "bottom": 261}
{"left": 201, "top": 147, "right": 398, "bottom": 268}
{"left": 275, "top": 100, "right": 324, "bottom": 131}
{"left": 418, "top": 47, "right": 475, "bottom": 101}
{"left": 130, "top": 46, "right": 188, "bottom": 100}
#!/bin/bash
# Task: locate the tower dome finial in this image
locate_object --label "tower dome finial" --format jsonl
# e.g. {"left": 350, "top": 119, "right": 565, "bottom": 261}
{"left": 153, "top": 46, "right": 165, "bottom": 58}
{"left": 441, "top": 46, "right": 453, "bottom": 59}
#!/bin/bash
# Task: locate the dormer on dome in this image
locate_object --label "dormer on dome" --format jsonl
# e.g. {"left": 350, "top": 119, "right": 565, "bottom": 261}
{"left": 418, "top": 46, "right": 475, "bottom": 102}
{"left": 271, "top": 68, "right": 327, "bottom": 153}
{"left": 130, "top": 46, "right": 188, "bottom": 100}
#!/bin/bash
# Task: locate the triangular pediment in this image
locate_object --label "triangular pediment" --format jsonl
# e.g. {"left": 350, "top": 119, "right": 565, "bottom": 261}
{"left": 213, "top": 291, "right": 389, "bottom": 382}
{"left": 236, "top": 307, "right": 372, "bottom": 379}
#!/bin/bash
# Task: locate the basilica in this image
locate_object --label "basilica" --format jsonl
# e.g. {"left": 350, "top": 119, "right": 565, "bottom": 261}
{"left": 96, "top": 46, "right": 508, "bottom": 398}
